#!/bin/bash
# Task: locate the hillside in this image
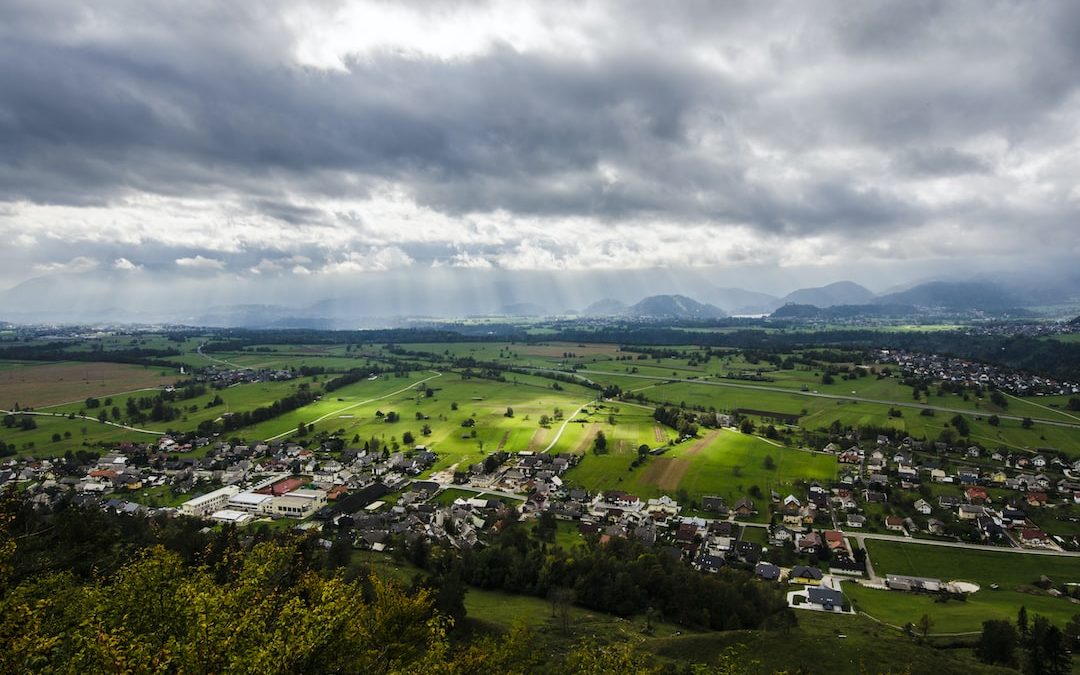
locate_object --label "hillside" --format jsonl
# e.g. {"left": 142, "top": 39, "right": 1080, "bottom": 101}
{"left": 627, "top": 294, "right": 727, "bottom": 319}
{"left": 781, "top": 281, "right": 875, "bottom": 307}
{"left": 582, "top": 298, "right": 629, "bottom": 316}
{"left": 873, "top": 281, "right": 1023, "bottom": 311}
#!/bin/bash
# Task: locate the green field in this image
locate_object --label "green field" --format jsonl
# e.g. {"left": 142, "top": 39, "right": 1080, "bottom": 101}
{"left": 848, "top": 540, "right": 1080, "bottom": 633}
{"left": 565, "top": 427, "right": 836, "bottom": 517}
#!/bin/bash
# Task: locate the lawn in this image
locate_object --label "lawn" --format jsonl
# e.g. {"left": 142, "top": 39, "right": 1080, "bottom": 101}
{"left": 850, "top": 540, "right": 1080, "bottom": 632}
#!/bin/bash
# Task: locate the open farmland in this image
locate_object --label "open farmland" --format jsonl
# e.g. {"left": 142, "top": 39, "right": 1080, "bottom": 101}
{"left": 0, "top": 361, "right": 176, "bottom": 408}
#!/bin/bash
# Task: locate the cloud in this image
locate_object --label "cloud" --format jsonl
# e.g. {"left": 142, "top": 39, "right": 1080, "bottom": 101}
{"left": 1, "top": 1, "right": 1079, "bottom": 296}
{"left": 175, "top": 255, "right": 225, "bottom": 270}
{"left": 113, "top": 257, "right": 141, "bottom": 270}
{"left": 33, "top": 256, "right": 99, "bottom": 273}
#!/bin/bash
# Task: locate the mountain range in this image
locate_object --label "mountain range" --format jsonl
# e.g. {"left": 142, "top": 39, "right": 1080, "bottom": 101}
{"left": 1, "top": 271, "right": 1077, "bottom": 327}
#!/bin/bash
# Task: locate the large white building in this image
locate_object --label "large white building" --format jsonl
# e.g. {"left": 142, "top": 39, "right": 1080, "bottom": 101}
{"left": 179, "top": 485, "right": 240, "bottom": 518}
{"left": 227, "top": 491, "right": 274, "bottom": 513}
{"left": 269, "top": 489, "right": 327, "bottom": 519}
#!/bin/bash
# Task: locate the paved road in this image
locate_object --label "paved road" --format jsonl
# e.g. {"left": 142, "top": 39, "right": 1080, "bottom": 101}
{"left": 1, "top": 408, "right": 165, "bottom": 436}
{"left": 708, "top": 517, "right": 1080, "bottom": 557}
{"left": 558, "top": 369, "right": 1080, "bottom": 431}
{"left": 852, "top": 530, "right": 1080, "bottom": 556}
{"left": 435, "top": 483, "right": 527, "bottom": 502}
{"left": 264, "top": 371, "right": 444, "bottom": 442}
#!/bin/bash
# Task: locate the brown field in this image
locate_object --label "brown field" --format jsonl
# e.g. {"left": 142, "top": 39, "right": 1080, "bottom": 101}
{"left": 521, "top": 343, "right": 626, "bottom": 358}
{"left": 528, "top": 427, "right": 549, "bottom": 449}
{"left": 496, "top": 431, "right": 509, "bottom": 450}
{"left": 641, "top": 457, "right": 691, "bottom": 491}
{"left": 0, "top": 362, "right": 174, "bottom": 408}
{"left": 682, "top": 430, "right": 718, "bottom": 457}
{"left": 653, "top": 425, "right": 666, "bottom": 442}
{"left": 573, "top": 423, "right": 600, "bottom": 454}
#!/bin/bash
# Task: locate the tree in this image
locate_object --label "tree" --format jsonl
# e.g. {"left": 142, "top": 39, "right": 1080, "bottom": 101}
{"left": 1064, "top": 613, "right": 1080, "bottom": 651}
{"left": 539, "top": 414, "right": 550, "bottom": 426}
{"left": 950, "top": 414, "right": 970, "bottom": 436}
{"left": 990, "top": 390, "right": 1008, "bottom": 408}
{"left": 505, "top": 407, "right": 514, "bottom": 418}
{"left": 739, "top": 418, "right": 755, "bottom": 434}
{"left": 916, "top": 613, "right": 933, "bottom": 640}
{"left": 593, "top": 431, "right": 607, "bottom": 454}
{"left": 297, "top": 421, "right": 307, "bottom": 436}
{"left": 975, "top": 619, "right": 1019, "bottom": 666}
{"left": 763, "top": 455, "right": 776, "bottom": 470}
{"left": 402, "top": 431, "right": 415, "bottom": 445}
{"left": 549, "top": 587, "right": 576, "bottom": 636}
{"left": 1025, "top": 615, "right": 1071, "bottom": 675}
{"left": 988, "top": 414, "right": 1000, "bottom": 426}
{"left": 638, "top": 444, "right": 649, "bottom": 460}
{"left": 450, "top": 402, "right": 458, "bottom": 411}
{"left": 421, "top": 424, "right": 432, "bottom": 437}
{"left": 1021, "top": 417, "right": 1034, "bottom": 429}
{"left": 1018, "top": 605, "right": 1029, "bottom": 638}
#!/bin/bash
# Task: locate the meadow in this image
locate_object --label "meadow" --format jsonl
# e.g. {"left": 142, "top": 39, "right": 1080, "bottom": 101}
{"left": 846, "top": 540, "right": 1080, "bottom": 632}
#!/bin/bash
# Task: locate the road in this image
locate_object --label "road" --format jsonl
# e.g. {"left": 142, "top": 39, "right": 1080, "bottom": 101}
{"left": 1, "top": 408, "right": 165, "bottom": 436}
{"left": 435, "top": 483, "right": 527, "bottom": 502}
{"left": 554, "top": 369, "right": 1080, "bottom": 431}
{"left": 264, "top": 371, "right": 444, "bottom": 442}
{"left": 710, "top": 517, "right": 1080, "bottom": 557}
{"left": 540, "top": 401, "right": 593, "bottom": 454}
{"left": 850, "top": 531, "right": 1080, "bottom": 557}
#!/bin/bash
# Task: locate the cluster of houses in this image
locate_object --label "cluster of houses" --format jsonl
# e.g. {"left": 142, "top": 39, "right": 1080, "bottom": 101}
{"left": 877, "top": 349, "right": 1078, "bottom": 396}
{"left": 194, "top": 365, "right": 297, "bottom": 388}
{"left": 818, "top": 437, "right": 1080, "bottom": 550}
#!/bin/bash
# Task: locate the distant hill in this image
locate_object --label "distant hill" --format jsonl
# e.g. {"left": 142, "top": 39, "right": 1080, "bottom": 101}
{"left": 582, "top": 298, "right": 628, "bottom": 315}
{"left": 626, "top": 294, "right": 727, "bottom": 319}
{"left": 709, "top": 287, "right": 781, "bottom": 314}
{"left": 780, "top": 281, "right": 874, "bottom": 308}
{"left": 872, "top": 281, "right": 1023, "bottom": 311}
{"left": 770, "top": 303, "right": 917, "bottom": 319}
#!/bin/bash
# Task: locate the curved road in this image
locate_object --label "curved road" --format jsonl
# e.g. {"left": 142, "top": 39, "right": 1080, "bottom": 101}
{"left": 1, "top": 408, "right": 165, "bottom": 436}
{"left": 264, "top": 371, "right": 444, "bottom": 442}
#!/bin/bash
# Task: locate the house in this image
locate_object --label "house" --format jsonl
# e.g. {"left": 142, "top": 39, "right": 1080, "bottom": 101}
{"left": 1026, "top": 492, "right": 1048, "bottom": 508}
{"left": 846, "top": 514, "right": 866, "bottom": 528}
{"left": 694, "top": 554, "right": 725, "bottom": 573}
{"left": 1031, "top": 455, "right": 1047, "bottom": 468}
{"left": 807, "top": 587, "right": 845, "bottom": 612}
{"left": 1020, "top": 528, "right": 1048, "bottom": 546}
{"left": 733, "top": 497, "right": 755, "bottom": 516}
{"left": 797, "top": 532, "right": 822, "bottom": 554}
{"left": 770, "top": 524, "right": 796, "bottom": 544}
{"left": 701, "top": 495, "right": 726, "bottom": 513}
{"left": 958, "top": 504, "right": 985, "bottom": 520}
{"left": 964, "top": 486, "right": 989, "bottom": 504}
{"left": 926, "top": 518, "right": 945, "bottom": 535}
{"left": 885, "top": 515, "right": 905, "bottom": 532}
{"left": 823, "top": 530, "right": 846, "bottom": 551}
{"left": 789, "top": 565, "right": 824, "bottom": 585}
{"left": 913, "top": 498, "right": 932, "bottom": 515}
{"left": 754, "top": 562, "right": 781, "bottom": 581}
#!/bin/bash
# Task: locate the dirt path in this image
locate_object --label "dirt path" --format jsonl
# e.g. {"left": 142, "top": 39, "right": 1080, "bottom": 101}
{"left": 641, "top": 457, "right": 691, "bottom": 491}
{"left": 496, "top": 431, "right": 509, "bottom": 450}
{"left": 573, "top": 424, "right": 600, "bottom": 454}
{"left": 682, "top": 430, "right": 719, "bottom": 457}
{"left": 528, "top": 427, "right": 549, "bottom": 450}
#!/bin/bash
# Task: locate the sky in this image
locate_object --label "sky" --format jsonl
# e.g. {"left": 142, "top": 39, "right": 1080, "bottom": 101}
{"left": 1, "top": 1, "right": 1079, "bottom": 318}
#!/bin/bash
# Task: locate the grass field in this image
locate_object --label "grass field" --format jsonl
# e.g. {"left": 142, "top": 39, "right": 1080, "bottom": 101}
{"left": 565, "top": 428, "right": 836, "bottom": 517}
{"left": 848, "top": 540, "right": 1080, "bottom": 632}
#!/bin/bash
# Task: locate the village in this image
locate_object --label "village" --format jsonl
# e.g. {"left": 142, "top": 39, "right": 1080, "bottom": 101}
{"left": 4, "top": 415, "right": 1080, "bottom": 618}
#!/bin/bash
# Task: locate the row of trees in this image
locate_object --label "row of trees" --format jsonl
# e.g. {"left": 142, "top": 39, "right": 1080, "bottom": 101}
{"left": 975, "top": 606, "right": 1077, "bottom": 674}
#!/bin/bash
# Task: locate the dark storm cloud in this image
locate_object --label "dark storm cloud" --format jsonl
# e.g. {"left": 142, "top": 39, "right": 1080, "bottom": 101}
{"left": 1, "top": 0, "right": 1079, "bottom": 288}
